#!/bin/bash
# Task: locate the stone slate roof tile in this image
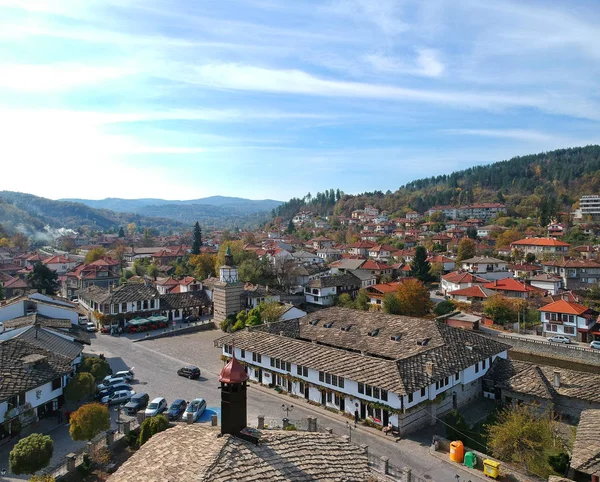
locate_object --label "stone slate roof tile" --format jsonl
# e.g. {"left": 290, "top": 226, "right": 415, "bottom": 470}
{"left": 15, "top": 326, "right": 83, "bottom": 361}
{"left": 307, "top": 273, "right": 361, "bottom": 289}
{"left": 159, "top": 292, "right": 210, "bottom": 310}
{"left": 571, "top": 409, "right": 600, "bottom": 476}
{"left": 108, "top": 425, "right": 371, "bottom": 482}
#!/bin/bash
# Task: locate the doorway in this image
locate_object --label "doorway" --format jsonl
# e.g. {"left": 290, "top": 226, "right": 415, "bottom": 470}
{"left": 258, "top": 369, "right": 263, "bottom": 384}
{"left": 340, "top": 396, "right": 345, "bottom": 412}
{"left": 321, "top": 391, "right": 326, "bottom": 405}
{"left": 304, "top": 384, "right": 310, "bottom": 400}
{"left": 360, "top": 403, "right": 366, "bottom": 420}
{"left": 382, "top": 409, "right": 389, "bottom": 427}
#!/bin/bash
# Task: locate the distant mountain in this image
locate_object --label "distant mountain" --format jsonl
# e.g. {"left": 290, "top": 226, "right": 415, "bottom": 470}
{"left": 61, "top": 196, "right": 283, "bottom": 229}
{"left": 0, "top": 191, "right": 186, "bottom": 236}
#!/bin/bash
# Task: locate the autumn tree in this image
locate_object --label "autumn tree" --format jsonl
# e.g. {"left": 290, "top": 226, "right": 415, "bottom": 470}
{"left": 191, "top": 222, "right": 203, "bottom": 255}
{"left": 354, "top": 289, "right": 370, "bottom": 311}
{"left": 27, "top": 262, "right": 58, "bottom": 295}
{"left": 383, "top": 293, "right": 402, "bottom": 314}
{"left": 487, "top": 404, "right": 563, "bottom": 478}
{"left": 85, "top": 247, "right": 107, "bottom": 264}
{"left": 9, "top": 434, "right": 53, "bottom": 475}
{"left": 64, "top": 372, "right": 96, "bottom": 402}
{"left": 189, "top": 253, "right": 216, "bottom": 280}
{"left": 127, "top": 223, "right": 137, "bottom": 236}
{"left": 29, "top": 475, "right": 56, "bottom": 482}
{"left": 258, "top": 301, "right": 285, "bottom": 323}
{"left": 495, "top": 229, "right": 522, "bottom": 249}
{"left": 410, "top": 246, "right": 432, "bottom": 282}
{"left": 69, "top": 403, "right": 110, "bottom": 441}
{"left": 395, "top": 279, "right": 432, "bottom": 316}
{"left": 336, "top": 293, "right": 355, "bottom": 309}
{"left": 456, "top": 238, "right": 476, "bottom": 262}
{"left": 483, "top": 295, "right": 517, "bottom": 325}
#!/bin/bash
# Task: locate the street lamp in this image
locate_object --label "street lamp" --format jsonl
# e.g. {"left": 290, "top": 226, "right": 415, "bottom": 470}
{"left": 281, "top": 404, "right": 294, "bottom": 418}
{"left": 346, "top": 421, "right": 355, "bottom": 442}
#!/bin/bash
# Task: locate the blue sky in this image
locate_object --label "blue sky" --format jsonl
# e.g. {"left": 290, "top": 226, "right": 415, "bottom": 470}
{"left": 1, "top": 0, "right": 599, "bottom": 202}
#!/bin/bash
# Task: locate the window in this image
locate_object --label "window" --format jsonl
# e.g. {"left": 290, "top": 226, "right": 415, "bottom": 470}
{"left": 482, "top": 359, "right": 486, "bottom": 369}
{"left": 325, "top": 373, "right": 331, "bottom": 385}
{"left": 475, "top": 363, "right": 479, "bottom": 373}
{"left": 303, "top": 367, "right": 308, "bottom": 377}
{"left": 568, "top": 315, "right": 574, "bottom": 323}
{"left": 455, "top": 373, "right": 459, "bottom": 381}
{"left": 224, "top": 345, "right": 232, "bottom": 354}
{"left": 286, "top": 362, "right": 291, "bottom": 372}
{"left": 240, "top": 349, "right": 245, "bottom": 359}
{"left": 326, "top": 392, "right": 332, "bottom": 403}
{"left": 275, "top": 359, "right": 281, "bottom": 369}
{"left": 252, "top": 353, "right": 261, "bottom": 363}
{"left": 150, "top": 299, "right": 155, "bottom": 309}
{"left": 381, "top": 389, "right": 387, "bottom": 401}
{"left": 18, "top": 393, "right": 25, "bottom": 406}
{"left": 365, "top": 385, "right": 372, "bottom": 397}
{"left": 564, "top": 326, "right": 575, "bottom": 335}
{"left": 121, "top": 302, "right": 127, "bottom": 312}
{"left": 408, "top": 393, "right": 413, "bottom": 403}
{"left": 297, "top": 365, "right": 302, "bottom": 376}
{"left": 420, "top": 387, "right": 426, "bottom": 397}
{"left": 339, "top": 377, "right": 344, "bottom": 388}
{"left": 331, "top": 375, "right": 338, "bottom": 386}
{"left": 270, "top": 358, "right": 275, "bottom": 367}
{"left": 358, "top": 382, "right": 364, "bottom": 394}
{"left": 373, "top": 387, "right": 380, "bottom": 399}
{"left": 334, "top": 393, "right": 340, "bottom": 406}
{"left": 319, "top": 371, "right": 325, "bottom": 382}
{"left": 52, "top": 377, "right": 61, "bottom": 391}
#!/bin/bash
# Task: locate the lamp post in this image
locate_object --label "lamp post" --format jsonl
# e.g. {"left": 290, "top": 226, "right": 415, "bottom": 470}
{"left": 282, "top": 404, "right": 293, "bottom": 418}
{"left": 115, "top": 405, "right": 122, "bottom": 433}
{"left": 346, "top": 421, "right": 355, "bottom": 442}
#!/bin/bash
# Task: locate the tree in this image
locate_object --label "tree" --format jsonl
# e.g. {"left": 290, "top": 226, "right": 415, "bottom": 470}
{"left": 138, "top": 415, "right": 168, "bottom": 446}
{"left": 429, "top": 262, "right": 444, "bottom": 280}
{"left": 27, "top": 262, "right": 58, "bottom": 295}
{"left": 335, "top": 293, "right": 355, "bottom": 309}
{"left": 383, "top": 293, "right": 402, "bottom": 314}
{"left": 495, "top": 229, "right": 522, "bottom": 249}
{"left": 395, "top": 279, "right": 432, "bottom": 316}
{"left": 434, "top": 300, "right": 456, "bottom": 316}
{"left": 9, "top": 433, "right": 53, "bottom": 475}
{"left": 466, "top": 226, "right": 478, "bottom": 240}
{"left": 410, "top": 246, "right": 432, "bottom": 282}
{"left": 85, "top": 247, "right": 107, "bottom": 264}
{"left": 487, "top": 404, "right": 562, "bottom": 477}
{"left": 29, "top": 475, "right": 55, "bottom": 482}
{"left": 483, "top": 295, "right": 517, "bottom": 325}
{"left": 118, "top": 227, "right": 125, "bottom": 238}
{"left": 189, "top": 253, "right": 216, "bottom": 280}
{"left": 89, "top": 445, "right": 111, "bottom": 482}
{"left": 146, "top": 263, "right": 159, "bottom": 279}
{"left": 354, "top": 289, "right": 370, "bottom": 311}
{"left": 69, "top": 403, "right": 110, "bottom": 441}
{"left": 456, "top": 238, "right": 476, "bottom": 262}
{"left": 79, "top": 356, "right": 110, "bottom": 380}
{"left": 259, "top": 301, "right": 285, "bottom": 323}
{"left": 142, "top": 229, "right": 153, "bottom": 247}
{"left": 127, "top": 223, "right": 137, "bottom": 236}
{"left": 133, "top": 259, "right": 147, "bottom": 277}
{"left": 191, "top": 222, "right": 203, "bottom": 255}
{"left": 0, "top": 282, "right": 4, "bottom": 300}
{"left": 525, "top": 253, "right": 536, "bottom": 263}
{"left": 238, "top": 258, "right": 263, "bottom": 284}
{"left": 64, "top": 372, "right": 96, "bottom": 402}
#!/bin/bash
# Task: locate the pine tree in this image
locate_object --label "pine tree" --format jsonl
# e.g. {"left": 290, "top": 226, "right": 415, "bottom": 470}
{"left": 118, "top": 227, "right": 125, "bottom": 238}
{"left": 192, "top": 222, "right": 203, "bottom": 255}
{"left": 410, "top": 246, "right": 432, "bottom": 282}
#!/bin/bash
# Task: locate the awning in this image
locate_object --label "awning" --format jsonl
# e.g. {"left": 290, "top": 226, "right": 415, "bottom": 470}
{"left": 128, "top": 317, "right": 149, "bottom": 326}
{"left": 147, "top": 315, "right": 168, "bottom": 322}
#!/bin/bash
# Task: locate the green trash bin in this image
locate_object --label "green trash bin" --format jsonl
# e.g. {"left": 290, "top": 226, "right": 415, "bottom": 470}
{"left": 464, "top": 451, "right": 477, "bottom": 469}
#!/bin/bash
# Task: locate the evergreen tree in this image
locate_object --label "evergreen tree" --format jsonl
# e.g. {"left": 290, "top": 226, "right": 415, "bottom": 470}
{"left": 118, "top": 227, "right": 125, "bottom": 238}
{"left": 191, "top": 222, "right": 203, "bottom": 255}
{"left": 410, "top": 246, "right": 432, "bottom": 282}
{"left": 287, "top": 219, "right": 294, "bottom": 234}
{"left": 27, "top": 262, "right": 59, "bottom": 295}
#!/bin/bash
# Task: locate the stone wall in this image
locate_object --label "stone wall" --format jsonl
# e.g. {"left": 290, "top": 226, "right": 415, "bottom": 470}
{"left": 495, "top": 334, "right": 600, "bottom": 367}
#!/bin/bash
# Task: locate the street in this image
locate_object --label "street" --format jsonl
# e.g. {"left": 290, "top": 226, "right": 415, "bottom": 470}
{"left": 84, "top": 328, "right": 486, "bottom": 482}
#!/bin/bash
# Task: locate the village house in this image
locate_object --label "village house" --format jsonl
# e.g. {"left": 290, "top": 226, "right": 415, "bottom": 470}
{"left": 62, "top": 257, "right": 121, "bottom": 299}
{"left": 440, "top": 271, "right": 488, "bottom": 295}
{"left": 437, "top": 311, "right": 482, "bottom": 330}
{"left": 447, "top": 285, "right": 495, "bottom": 304}
{"left": 346, "top": 241, "right": 376, "bottom": 257}
{"left": 316, "top": 247, "right": 342, "bottom": 262}
{"left": 360, "top": 260, "right": 393, "bottom": 279}
{"left": 426, "top": 255, "right": 455, "bottom": 273}
{"left": 542, "top": 258, "right": 600, "bottom": 290}
{"left": 528, "top": 273, "right": 562, "bottom": 295}
{"left": 0, "top": 293, "right": 79, "bottom": 325}
{"left": 216, "top": 307, "right": 509, "bottom": 435}
{"left": 304, "top": 274, "right": 361, "bottom": 306}
{"left": 365, "top": 281, "right": 404, "bottom": 308}
{"left": 569, "top": 409, "right": 600, "bottom": 481}
{"left": 483, "top": 278, "right": 543, "bottom": 299}
{"left": 310, "top": 236, "right": 334, "bottom": 250}
{"left": 2, "top": 277, "right": 29, "bottom": 298}
{"left": 459, "top": 256, "right": 511, "bottom": 281}
{"left": 241, "top": 284, "right": 282, "bottom": 309}
{"left": 41, "top": 255, "right": 79, "bottom": 275}
{"left": 539, "top": 299, "right": 599, "bottom": 343}
{"left": 510, "top": 237, "right": 571, "bottom": 258}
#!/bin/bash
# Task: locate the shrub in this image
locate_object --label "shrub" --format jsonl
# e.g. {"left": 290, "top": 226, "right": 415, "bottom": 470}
{"left": 69, "top": 403, "right": 110, "bottom": 441}
{"left": 548, "top": 452, "right": 569, "bottom": 474}
{"left": 9, "top": 433, "right": 54, "bottom": 475}
{"left": 79, "top": 356, "right": 110, "bottom": 380}
{"left": 138, "top": 415, "right": 169, "bottom": 446}
{"left": 77, "top": 454, "right": 93, "bottom": 477}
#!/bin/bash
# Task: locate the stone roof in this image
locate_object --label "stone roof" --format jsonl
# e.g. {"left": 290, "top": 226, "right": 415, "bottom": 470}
{"left": 108, "top": 425, "right": 370, "bottom": 482}
{"left": 216, "top": 307, "right": 509, "bottom": 395}
{"left": 307, "top": 273, "right": 361, "bottom": 289}
{"left": 159, "top": 292, "right": 210, "bottom": 310}
{"left": 486, "top": 358, "right": 600, "bottom": 403}
{"left": 571, "top": 409, "right": 600, "bottom": 476}
{"left": 80, "top": 283, "right": 159, "bottom": 304}
{"left": 2, "top": 314, "right": 91, "bottom": 345}
{"left": 0, "top": 339, "right": 73, "bottom": 402}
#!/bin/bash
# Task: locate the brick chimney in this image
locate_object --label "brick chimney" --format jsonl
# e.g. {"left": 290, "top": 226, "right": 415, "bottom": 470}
{"left": 425, "top": 361, "right": 434, "bottom": 377}
{"left": 553, "top": 371, "right": 560, "bottom": 389}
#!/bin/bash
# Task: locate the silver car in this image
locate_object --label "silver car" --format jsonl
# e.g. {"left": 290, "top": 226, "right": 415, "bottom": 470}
{"left": 145, "top": 397, "right": 167, "bottom": 417}
{"left": 590, "top": 341, "right": 600, "bottom": 350}
{"left": 548, "top": 335, "right": 571, "bottom": 344}
{"left": 101, "top": 389, "right": 135, "bottom": 405}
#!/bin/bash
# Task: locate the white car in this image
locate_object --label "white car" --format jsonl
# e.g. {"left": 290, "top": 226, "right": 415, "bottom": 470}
{"left": 78, "top": 317, "right": 88, "bottom": 326}
{"left": 97, "top": 377, "right": 126, "bottom": 391}
{"left": 184, "top": 398, "right": 206, "bottom": 422}
{"left": 590, "top": 341, "right": 600, "bottom": 350}
{"left": 145, "top": 397, "right": 168, "bottom": 417}
{"left": 548, "top": 335, "right": 571, "bottom": 344}
{"left": 86, "top": 322, "right": 96, "bottom": 332}
{"left": 104, "top": 370, "right": 134, "bottom": 383}
{"left": 101, "top": 389, "right": 135, "bottom": 405}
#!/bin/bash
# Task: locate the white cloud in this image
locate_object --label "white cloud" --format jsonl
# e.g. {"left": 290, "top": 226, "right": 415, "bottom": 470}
{"left": 363, "top": 48, "right": 444, "bottom": 77}
{"left": 415, "top": 48, "right": 444, "bottom": 77}
{"left": 444, "top": 128, "right": 557, "bottom": 143}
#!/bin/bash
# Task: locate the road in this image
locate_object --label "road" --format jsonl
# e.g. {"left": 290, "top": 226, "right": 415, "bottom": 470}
{"left": 86, "top": 329, "right": 486, "bottom": 482}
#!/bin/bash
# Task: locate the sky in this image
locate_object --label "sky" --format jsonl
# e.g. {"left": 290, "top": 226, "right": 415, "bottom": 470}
{"left": 1, "top": 0, "right": 600, "bottom": 202}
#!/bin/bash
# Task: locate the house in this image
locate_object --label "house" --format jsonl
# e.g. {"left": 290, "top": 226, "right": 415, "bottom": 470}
{"left": 241, "top": 284, "right": 282, "bottom": 309}
{"left": 528, "top": 273, "right": 562, "bottom": 295}
{"left": 539, "top": 299, "right": 599, "bottom": 343}
{"left": 426, "top": 255, "right": 455, "bottom": 273}
{"left": 62, "top": 257, "right": 121, "bottom": 299}
{"left": 508, "top": 263, "right": 541, "bottom": 279}
{"left": 547, "top": 222, "right": 566, "bottom": 239}
{"left": 365, "top": 281, "right": 404, "bottom": 307}
{"left": 291, "top": 250, "right": 322, "bottom": 265}
{"left": 41, "top": 255, "right": 79, "bottom": 275}
{"left": 310, "top": 236, "right": 334, "bottom": 250}
{"left": 437, "top": 311, "right": 482, "bottom": 330}
{"left": 328, "top": 258, "right": 366, "bottom": 274}
{"left": 484, "top": 358, "right": 600, "bottom": 421}
{"left": 574, "top": 194, "right": 600, "bottom": 220}
{"left": 477, "top": 225, "right": 503, "bottom": 238}
{"left": 406, "top": 211, "right": 420, "bottom": 220}
{"left": 447, "top": 285, "right": 495, "bottom": 304}
{"left": 349, "top": 269, "right": 377, "bottom": 289}
{"left": 316, "top": 247, "right": 342, "bottom": 262}
{"left": 278, "top": 303, "right": 307, "bottom": 322}
{"left": 367, "top": 244, "right": 393, "bottom": 260}
{"left": 440, "top": 271, "right": 488, "bottom": 295}
{"left": 510, "top": 238, "right": 571, "bottom": 258}
{"left": 570, "top": 409, "right": 600, "bottom": 480}
{"left": 216, "top": 307, "right": 509, "bottom": 435}
{"left": 78, "top": 283, "right": 160, "bottom": 318}
{"left": 2, "top": 277, "right": 29, "bottom": 298}
{"left": 542, "top": 258, "right": 600, "bottom": 290}
{"left": 304, "top": 274, "right": 361, "bottom": 306}
{"left": 360, "top": 260, "right": 393, "bottom": 279}
{"left": 483, "top": 278, "right": 543, "bottom": 299}
{"left": 460, "top": 256, "right": 511, "bottom": 281}
{"left": 0, "top": 293, "right": 79, "bottom": 325}
{"left": 346, "top": 241, "right": 376, "bottom": 257}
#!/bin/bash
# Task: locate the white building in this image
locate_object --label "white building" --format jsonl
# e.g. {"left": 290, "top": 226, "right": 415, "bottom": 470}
{"left": 539, "top": 299, "right": 598, "bottom": 343}
{"left": 217, "top": 308, "right": 509, "bottom": 435}
{"left": 0, "top": 293, "right": 79, "bottom": 325}
{"left": 460, "top": 256, "right": 512, "bottom": 281}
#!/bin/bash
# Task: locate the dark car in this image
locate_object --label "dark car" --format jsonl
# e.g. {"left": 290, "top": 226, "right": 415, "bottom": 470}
{"left": 123, "top": 393, "right": 150, "bottom": 415}
{"left": 183, "top": 315, "right": 198, "bottom": 323}
{"left": 177, "top": 366, "right": 201, "bottom": 379}
{"left": 167, "top": 399, "right": 188, "bottom": 421}
{"left": 97, "top": 383, "right": 132, "bottom": 400}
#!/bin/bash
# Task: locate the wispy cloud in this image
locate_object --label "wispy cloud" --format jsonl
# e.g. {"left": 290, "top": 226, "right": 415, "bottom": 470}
{"left": 363, "top": 48, "right": 444, "bottom": 77}
{"left": 444, "top": 129, "right": 557, "bottom": 143}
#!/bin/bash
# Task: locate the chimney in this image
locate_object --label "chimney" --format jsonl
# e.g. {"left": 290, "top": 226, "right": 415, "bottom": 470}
{"left": 425, "top": 361, "right": 434, "bottom": 377}
{"left": 553, "top": 371, "right": 560, "bottom": 389}
{"left": 494, "top": 279, "right": 498, "bottom": 287}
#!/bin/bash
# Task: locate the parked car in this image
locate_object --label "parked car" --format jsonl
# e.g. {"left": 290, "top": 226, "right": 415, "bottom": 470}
{"left": 97, "top": 377, "right": 126, "bottom": 391}
{"left": 97, "top": 383, "right": 133, "bottom": 400}
{"left": 78, "top": 317, "right": 88, "bottom": 326}
{"left": 548, "top": 335, "right": 571, "bottom": 344}
{"left": 104, "top": 370, "right": 134, "bottom": 383}
{"left": 123, "top": 393, "right": 150, "bottom": 415}
{"left": 590, "top": 341, "right": 600, "bottom": 350}
{"left": 177, "top": 366, "right": 201, "bottom": 379}
{"left": 101, "top": 389, "right": 135, "bottom": 405}
{"left": 167, "top": 399, "right": 188, "bottom": 421}
{"left": 86, "top": 322, "right": 97, "bottom": 332}
{"left": 183, "top": 315, "right": 198, "bottom": 323}
{"left": 145, "top": 397, "right": 168, "bottom": 417}
{"left": 184, "top": 398, "right": 206, "bottom": 422}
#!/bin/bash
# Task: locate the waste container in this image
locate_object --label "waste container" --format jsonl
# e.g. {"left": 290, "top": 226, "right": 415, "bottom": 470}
{"left": 464, "top": 451, "right": 477, "bottom": 469}
{"left": 449, "top": 440, "right": 464, "bottom": 463}
{"left": 483, "top": 459, "right": 500, "bottom": 479}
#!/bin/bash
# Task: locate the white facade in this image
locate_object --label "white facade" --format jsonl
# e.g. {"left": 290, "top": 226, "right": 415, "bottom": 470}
{"left": 541, "top": 311, "right": 594, "bottom": 339}
{"left": 304, "top": 286, "right": 336, "bottom": 306}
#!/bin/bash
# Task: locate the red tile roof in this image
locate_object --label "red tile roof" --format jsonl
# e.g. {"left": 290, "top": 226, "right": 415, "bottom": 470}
{"left": 483, "top": 278, "right": 535, "bottom": 293}
{"left": 361, "top": 260, "right": 392, "bottom": 270}
{"left": 511, "top": 238, "right": 571, "bottom": 247}
{"left": 442, "top": 271, "right": 488, "bottom": 284}
{"left": 539, "top": 300, "right": 592, "bottom": 316}
{"left": 448, "top": 285, "right": 491, "bottom": 298}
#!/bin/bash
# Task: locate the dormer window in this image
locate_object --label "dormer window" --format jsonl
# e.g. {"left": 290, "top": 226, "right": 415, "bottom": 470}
{"left": 324, "top": 322, "right": 334, "bottom": 328}
{"left": 417, "top": 338, "right": 430, "bottom": 346}
{"left": 341, "top": 325, "right": 352, "bottom": 332}
{"left": 368, "top": 329, "right": 379, "bottom": 337}
{"left": 309, "top": 319, "right": 320, "bottom": 326}
{"left": 390, "top": 334, "right": 402, "bottom": 341}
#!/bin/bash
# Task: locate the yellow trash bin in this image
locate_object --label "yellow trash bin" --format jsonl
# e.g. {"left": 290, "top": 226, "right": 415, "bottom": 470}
{"left": 483, "top": 459, "right": 500, "bottom": 479}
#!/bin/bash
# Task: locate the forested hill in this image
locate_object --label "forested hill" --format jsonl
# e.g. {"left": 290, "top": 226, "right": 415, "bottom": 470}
{"left": 274, "top": 146, "right": 600, "bottom": 221}
{"left": 0, "top": 191, "right": 185, "bottom": 235}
